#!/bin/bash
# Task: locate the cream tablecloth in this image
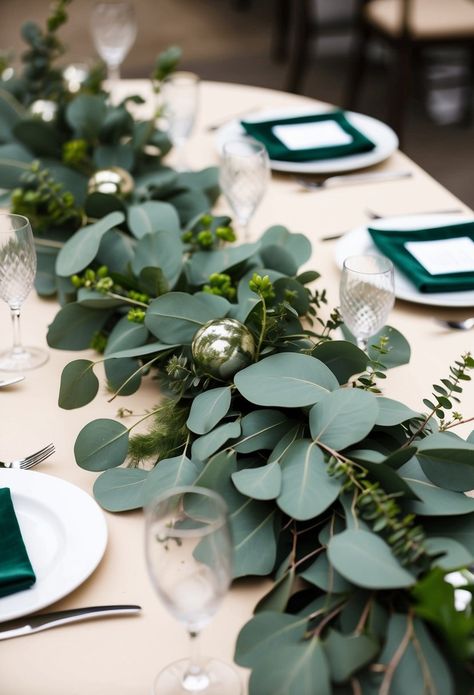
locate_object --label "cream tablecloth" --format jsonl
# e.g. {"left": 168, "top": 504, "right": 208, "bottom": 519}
{"left": 0, "top": 81, "right": 473, "bottom": 695}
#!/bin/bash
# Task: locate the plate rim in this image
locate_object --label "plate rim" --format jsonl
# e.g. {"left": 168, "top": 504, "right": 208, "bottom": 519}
{"left": 0, "top": 469, "right": 107, "bottom": 622}
{"left": 334, "top": 213, "right": 474, "bottom": 308}
{"left": 214, "top": 105, "right": 399, "bottom": 174}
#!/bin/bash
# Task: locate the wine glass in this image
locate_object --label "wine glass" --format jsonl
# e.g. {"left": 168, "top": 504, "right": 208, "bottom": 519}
{"left": 90, "top": 1, "right": 137, "bottom": 82}
{"left": 160, "top": 71, "right": 200, "bottom": 172}
{"left": 0, "top": 214, "right": 48, "bottom": 371}
{"left": 145, "top": 486, "right": 241, "bottom": 695}
{"left": 339, "top": 254, "right": 395, "bottom": 351}
{"left": 219, "top": 137, "right": 270, "bottom": 241}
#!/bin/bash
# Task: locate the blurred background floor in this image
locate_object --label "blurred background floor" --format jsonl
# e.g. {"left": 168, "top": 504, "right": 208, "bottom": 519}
{"left": 1, "top": 0, "right": 473, "bottom": 207}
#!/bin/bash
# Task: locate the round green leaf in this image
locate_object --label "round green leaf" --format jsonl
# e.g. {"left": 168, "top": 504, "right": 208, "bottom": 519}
{"left": 58, "top": 359, "right": 99, "bottom": 410}
{"left": 93, "top": 468, "right": 148, "bottom": 511}
{"left": 324, "top": 630, "right": 379, "bottom": 684}
{"left": 186, "top": 386, "right": 232, "bottom": 435}
{"left": 309, "top": 388, "right": 379, "bottom": 450}
{"left": 300, "top": 552, "right": 352, "bottom": 594}
{"left": 56, "top": 211, "right": 125, "bottom": 276}
{"left": 74, "top": 418, "right": 129, "bottom": 471}
{"left": 234, "top": 409, "right": 291, "bottom": 453}
{"left": 145, "top": 292, "right": 221, "bottom": 344}
{"left": 128, "top": 201, "right": 180, "bottom": 238}
{"left": 104, "top": 316, "right": 149, "bottom": 355}
{"left": 47, "top": 303, "right": 114, "bottom": 350}
{"left": 327, "top": 529, "right": 415, "bottom": 589}
{"left": 425, "top": 537, "right": 473, "bottom": 570}
{"left": 248, "top": 641, "right": 330, "bottom": 695}
{"left": 93, "top": 143, "right": 135, "bottom": 171}
{"left": 232, "top": 461, "right": 282, "bottom": 500}
{"left": 104, "top": 357, "right": 141, "bottom": 396}
{"left": 277, "top": 439, "right": 341, "bottom": 520}
{"left": 416, "top": 433, "right": 474, "bottom": 492}
{"left": 235, "top": 612, "right": 307, "bottom": 669}
{"left": 375, "top": 397, "right": 420, "bottom": 426}
{"left": 260, "top": 225, "right": 312, "bottom": 266}
{"left": 142, "top": 454, "right": 200, "bottom": 505}
{"left": 191, "top": 420, "right": 241, "bottom": 462}
{"left": 311, "top": 341, "right": 368, "bottom": 384}
{"left": 66, "top": 94, "right": 107, "bottom": 139}
{"left": 186, "top": 243, "right": 260, "bottom": 286}
{"left": 234, "top": 353, "right": 338, "bottom": 408}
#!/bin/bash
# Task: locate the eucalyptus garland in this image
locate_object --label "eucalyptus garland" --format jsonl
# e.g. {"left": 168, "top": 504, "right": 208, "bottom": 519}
{"left": 1, "top": 3, "right": 474, "bottom": 693}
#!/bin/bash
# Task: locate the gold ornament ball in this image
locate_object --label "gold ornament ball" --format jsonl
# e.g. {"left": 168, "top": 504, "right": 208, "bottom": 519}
{"left": 192, "top": 318, "right": 256, "bottom": 379}
{"left": 30, "top": 99, "right": 58, "bottom": 123}
{"left": 87, "top": 167, "right": 134, "bottom": 197}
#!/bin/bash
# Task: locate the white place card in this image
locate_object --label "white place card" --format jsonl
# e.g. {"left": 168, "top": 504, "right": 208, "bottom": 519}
{"left": 404, "top": 236, "right": 474, "bottom": 275}
{"left": 272, "top": 121, "right": 352, "bottom": 151}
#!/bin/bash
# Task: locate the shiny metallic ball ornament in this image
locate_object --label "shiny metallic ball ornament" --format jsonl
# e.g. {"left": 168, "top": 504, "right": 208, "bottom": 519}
{"left": 30, "top": 99, "right": 58, "bottom": 123}
{"left": 87, "top": 167, "right": 134, "bottom": 197}
{"left": 192, "top": 318, "right": 256, "bottom": 379}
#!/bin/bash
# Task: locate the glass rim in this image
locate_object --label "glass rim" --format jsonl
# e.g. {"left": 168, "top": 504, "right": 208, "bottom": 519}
{"left": 162, "top": 70, "right": 200, "bottom": 83}
{"left": 342, "top": 254, "right": 393, "bottom": 275}
{"left": 144, "top": 485, "right": 229, "bottom": 537}
{"left": 222, "top": 136, "right": 267, "bottom": 157}
{"left": 0, "top": 213, "right": 31, "bottom": 232}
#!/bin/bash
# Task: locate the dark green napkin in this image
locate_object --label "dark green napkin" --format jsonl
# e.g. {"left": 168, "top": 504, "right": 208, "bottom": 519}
{"left": 0, "top": 487, "right": 36, "bottom": 598}
{"left": 368, "top": 220, "right": 474, "bottom": 293}
{"left": 241, "top": 110, "right": 375, "bottom": 162}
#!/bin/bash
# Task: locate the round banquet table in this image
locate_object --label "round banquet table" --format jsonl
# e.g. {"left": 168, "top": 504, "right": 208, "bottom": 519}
{"left": 0, "top": 80, "right": 473, "bottom": 695}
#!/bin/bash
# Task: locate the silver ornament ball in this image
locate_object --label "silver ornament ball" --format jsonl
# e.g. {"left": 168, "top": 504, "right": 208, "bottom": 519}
{"left": 87, "top": 167, "right": 134, "bottom": 197}
{"left": 192, "top": 318, "right": 256, "bottom": 379}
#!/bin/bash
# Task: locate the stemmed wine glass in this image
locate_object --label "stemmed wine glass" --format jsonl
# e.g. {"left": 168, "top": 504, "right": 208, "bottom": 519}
{"left": 0, "top": 214, "right": 48, "bottom": 371}
{"left": 339, "top": 254, "right": 395, "bottom": 351}
{"left": 90, "top": 1, "right": 137, "bottom": 82}
{"left": 144, "top": 486, "right": 241, "bottom": 695}
{"left": 160, "top": 71, "right": 200, "bottom": 172}
{"left": 219, "top": 137, "right": 270, "bottom": 241}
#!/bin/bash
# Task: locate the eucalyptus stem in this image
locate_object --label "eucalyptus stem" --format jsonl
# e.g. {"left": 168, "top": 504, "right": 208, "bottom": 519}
{"left": 379, "top": 611, "right": 413, "bottom": 695}
{"left": 107, "top": 353, "right": 165, "bottom": 402}
{"left": 255, "top": 295, "right": 267, "bottom": 361}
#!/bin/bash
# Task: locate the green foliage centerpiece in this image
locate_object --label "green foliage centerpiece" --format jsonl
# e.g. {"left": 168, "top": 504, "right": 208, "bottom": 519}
{"left": 1, "top": 2, "right": 474, "bottom": 692}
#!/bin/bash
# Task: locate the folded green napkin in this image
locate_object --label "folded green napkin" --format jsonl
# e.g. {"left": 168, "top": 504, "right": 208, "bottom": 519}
{"left": 0, "top": 487, "right": 36, "bottom": 598}
{"left": 368, "top": 220, "right": 474, "bottom": 293}
{"left": 241, "top": 110, "right": 375, "bottom": 162}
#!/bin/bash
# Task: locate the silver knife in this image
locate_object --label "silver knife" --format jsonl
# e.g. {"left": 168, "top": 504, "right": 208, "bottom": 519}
{"left": 0, "top": 604, "right": 141, "bottom": 640}
{"left": 295, "top": 170, "right": 412, "bottom": 191}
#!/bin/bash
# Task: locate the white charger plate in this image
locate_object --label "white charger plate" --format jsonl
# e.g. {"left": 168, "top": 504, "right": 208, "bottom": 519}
{"left": 334, "top": 213, "right": 474, "bottom": 308}
{"left": 0, "top": 469, "right": 107, "bottom": 622}
{"left": 215, "top": 106, "right": 399, "bottom": 174}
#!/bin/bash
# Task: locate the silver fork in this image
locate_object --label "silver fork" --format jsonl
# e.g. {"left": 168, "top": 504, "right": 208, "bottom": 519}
{"left": 0, "top": 443, "right": 55, "bottom": 470}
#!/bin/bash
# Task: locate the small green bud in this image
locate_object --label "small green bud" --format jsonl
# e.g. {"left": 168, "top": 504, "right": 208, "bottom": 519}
{"left": 199, "top": 213, "right": 213, "bottom": 227}
{"left": 97, "top": 265, "right": 109, "bottom": 279}
{"left": 70, "top": 274, "right": 83, "bottom": 288}
{"left": 181, "top": 230, "right": 193, "bottom": 243}
{"left": 197, "top": 230, "right": 213, "bottom": 248}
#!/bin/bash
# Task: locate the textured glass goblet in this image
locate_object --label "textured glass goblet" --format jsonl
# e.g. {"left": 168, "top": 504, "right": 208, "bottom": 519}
{"left": 90, "top": 1, "right": 137, "bottom": 82}
{"left": 161, "top": 71, "right": 200, "bottom": 172}
{"left": 145, "top": 486, "right": 241, "bottom": 695}
{"left": 339, "top": 254, "right": 395, "bottom": 351}
{"left": 219, "top": 137, "right": 270, "bottom": 241}
{"left": 0, "top": 214, "right": 48, "bottom": 371}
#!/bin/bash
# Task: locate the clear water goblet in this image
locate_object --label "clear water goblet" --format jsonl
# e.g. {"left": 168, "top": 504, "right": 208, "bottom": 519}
{"left": 339, "top": 254, "right": 395, "bottom": 351}
{"left": 0, "top": 214, "right": 48, "bottom": 371}
{"left": 160, "top": 71, "right": 200, "bottom": 172}
{"left": 90, "top": 1, "right": 137, "bottom": 82}
{"left": 144, "top": 485, "right": 241, "bottom": 695}
{"left": 219, "top": 137, "right": 270, "bottom": 241}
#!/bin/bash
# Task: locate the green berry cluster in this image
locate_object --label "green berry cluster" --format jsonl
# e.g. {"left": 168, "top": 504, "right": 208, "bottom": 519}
{"left": 249, "top": 273, "right": 275, "bottom": 300}
{"left": 127, "top": 308, "right": 146, "bottom": 323}
{"left": 203, "top": 273, "right": 236, "bottom": 300}
{"left": 181, "top": 214, "right": 236, "bottom": 251}
{"left": 71, "top": 265, "right": 111, "bottom": 291}
{"left": 11, "top": 162, "right": 82, "bottom": 233}
{"left": 62, "top": 139, "right": 89, "bottom": 169}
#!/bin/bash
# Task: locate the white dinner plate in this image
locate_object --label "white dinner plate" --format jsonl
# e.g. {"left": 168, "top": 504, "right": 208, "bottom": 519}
{"left": 215, "top": 106, "right": 399, "bottom": 173}
{"left": 0, "top": 469, "right": 107, "bottom": 622}
{"left": 334, "top": 213, "right": 474, "bottom": 308}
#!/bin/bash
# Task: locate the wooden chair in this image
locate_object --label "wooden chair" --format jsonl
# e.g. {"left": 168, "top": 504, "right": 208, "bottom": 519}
{"left": 345, "top": 0, "right": 474, "bottom": 143}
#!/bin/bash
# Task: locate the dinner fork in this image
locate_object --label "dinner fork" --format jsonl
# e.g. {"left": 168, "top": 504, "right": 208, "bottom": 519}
{"left": 0, "top": 443, "right": 55, "bottom": 470}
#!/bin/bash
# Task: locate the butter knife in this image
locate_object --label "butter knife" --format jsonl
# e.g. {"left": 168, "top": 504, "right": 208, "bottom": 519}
{"left": 0, "top": 604, "right": 141, "bottom": 640}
